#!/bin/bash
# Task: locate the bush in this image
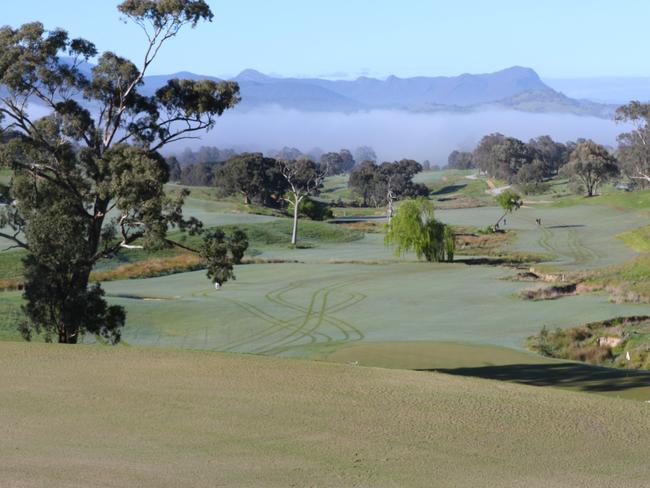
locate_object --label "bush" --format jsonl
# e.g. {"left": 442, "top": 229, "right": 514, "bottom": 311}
{"left": 298, "top": 198, "right": 334, "bottom": 221}
{"left": 517, "top": 181, "right": 550, "bottom": 195}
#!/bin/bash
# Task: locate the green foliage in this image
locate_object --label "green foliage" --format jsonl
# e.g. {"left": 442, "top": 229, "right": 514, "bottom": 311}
{"left": 118, "top": 0, "right": 213, "bottom": 26}
{"left": 384, "top": 197, "right": 455, "bottom": 262}
{"left": 290, "top": 197, "right": 334, "bottom": 221}
{"left": 496, "top": 190, "right": 523, "bottom": 212}
{"left": 229, "top": 228, "right": 249, "bottom": 264}
{"left": 560, "top": 141, "right": 619, "bottom": 197}
{"left": 215, "top": 153, "right": 286, "bottom": 206}
{"left": 199, "top": 229, "right": 234, "bottom": 286}
{"left": 0, "top": 1, "right": 238, "bottom": 342}
{"left": 527, "top": 317, "right": 650, "bottom": 370}
{"left": 348, "top": 159, "right": 427, "bottom": 207}
{"left": 616, "top": 102, "right": 650, "bottom": 186}
{"left": 198, "top": 227, "right": 250, "bottom": 285}
{"left": 447, "top": 150, "right": 475, "bottom": 170}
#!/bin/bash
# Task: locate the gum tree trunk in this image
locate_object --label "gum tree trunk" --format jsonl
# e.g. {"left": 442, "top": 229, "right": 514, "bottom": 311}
{"left": 291, "top": 196, "right": 301, "bottom": 245}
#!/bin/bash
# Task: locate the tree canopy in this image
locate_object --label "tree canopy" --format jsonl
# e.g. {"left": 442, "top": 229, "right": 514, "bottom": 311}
{"left": 616, "top": 101, "right": 650, "bottom": 187}
{"left": 385, "top": 197, "right": 454, "bottom": 262}
{"left": 468, "top": 133, "right": 572, "bottom": 184}
{"left": 348, "top": 159, "right": 427, "bottom": 207}
{"left": 561, "top": 141, "right": 619, "bottom": 197}
{"left": 0, "top": 0, "right": 241, "bottom": 343}
{"left": 215, "top": 153, "right": 287, "bottom": 206}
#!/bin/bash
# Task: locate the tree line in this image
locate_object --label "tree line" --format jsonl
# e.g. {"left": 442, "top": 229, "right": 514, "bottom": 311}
{"left": 446, "top": 121, "right": 650, "bottom": 197}
{"left": 168, "top": 145, "right": 386, "bottom": 186}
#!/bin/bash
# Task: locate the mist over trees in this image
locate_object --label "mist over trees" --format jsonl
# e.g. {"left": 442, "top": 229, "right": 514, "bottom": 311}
{"left": 354, "top": 146, "right": 377, "bottom": 163}
{"left": 176, "top": 146, "right": 237, "bottom": 166}
{"left": 447, "top": 151, "right": 474, "bottom": 170}
{"left": 321, "top": 149, "right": 355, "bottom": 175}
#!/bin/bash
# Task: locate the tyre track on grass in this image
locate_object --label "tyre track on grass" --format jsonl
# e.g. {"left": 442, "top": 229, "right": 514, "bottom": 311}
{"left": 268, "top": 283, "right": 366, "bottom": 343}
{"left": 257, "top": 282, "right": 366, "bottom": 355}
{"left": 218, "top": 280, "right": 365, "bottom": 354}
{"left": 528, "top": 216, "right": 600, "bottom": 266}
{"left": 191, "top": 283, "right": 322, "bottom": 350}
{"left": 252, "top": 280, "right": 363, "bottom": 354}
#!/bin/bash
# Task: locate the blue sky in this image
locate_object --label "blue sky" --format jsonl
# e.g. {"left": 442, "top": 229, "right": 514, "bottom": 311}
{"left": 3, "top": 1, "right": 649, "bottom": 79}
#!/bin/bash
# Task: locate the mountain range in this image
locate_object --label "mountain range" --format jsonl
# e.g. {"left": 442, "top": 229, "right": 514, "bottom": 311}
{"left": 142, "top": 66, "right": 616, "bottom": 117}
{"left": 20, "top": 61, "right": 620, "bottom": 118}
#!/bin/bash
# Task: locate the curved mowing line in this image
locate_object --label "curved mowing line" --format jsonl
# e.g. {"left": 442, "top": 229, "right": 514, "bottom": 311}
{"left": 266, "top": 281, "right": 366, "bottom": 344}
{"left": 219, "top": 281, "right": 351, "bottom": 352}
{"left": 253, "top": 280, "right": 365, "bottom": 355}
{"left": 528, "top": 215, "right": 599, "bottom": 266}
{"left": 566, "top": 229, "right": 590, "bottom": 264}
{"left": 251, "top": 282, "right": 342, "bottom": 354}
{"left": 537, "top": 226, "right": 558, "bottom": 256}
{"left": 219, "top": 299, "right": 324, "bottom": 352}
{"left": 568, "top": 229, "right": 601, "bottom": 260}
{"left": 189, "top": 282, "right": 319, "bottom": 351}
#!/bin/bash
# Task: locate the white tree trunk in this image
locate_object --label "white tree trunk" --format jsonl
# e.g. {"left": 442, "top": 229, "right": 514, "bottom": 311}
{"left": 291, "top": 196, "right": 301, "bottom": 245}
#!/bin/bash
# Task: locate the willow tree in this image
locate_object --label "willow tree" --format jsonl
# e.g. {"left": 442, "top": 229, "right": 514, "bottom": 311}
{"left": 0, "top": 1, "right": 240, "bottom": 343}
{"left": 494, "top": 189, "right": 522, "bottom": 230}
{"left": 385, "top": 197, "right": 454, "bottom": 262}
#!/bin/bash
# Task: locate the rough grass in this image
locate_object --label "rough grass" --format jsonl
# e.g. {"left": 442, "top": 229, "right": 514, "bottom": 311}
{"left": 91, "top": 254, "right": 204, "bottom": 282}
{"left": 1, "top": 342, "right": 650, "bottom": 488}
{"left": 0, "top": 220, "right": 363, "bottom": 287}
{"left": 519, "top": 283, "right": 579, "bottom": 301}
{"left": 527, "top": 316, "right": 650, "bottom": 370}
{"left": 170, "top": 219, "right": 363, "bottom": 250}
{"left": 581, "top": 254, "right": 650, "bottom": 303}
{"left": 618, "top": 224, "right": 650, "bottom": 252}
{"left": 0, "top": 250, "right": 25, "bottom": 280}
{"left": 551, "top": 188, "right": 650, "bottom": 211}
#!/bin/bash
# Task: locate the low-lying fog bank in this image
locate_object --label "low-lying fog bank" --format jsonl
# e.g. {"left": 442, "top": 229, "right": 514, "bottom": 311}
{"left": 174, "top": 106, "right": 628, "bottom": 163}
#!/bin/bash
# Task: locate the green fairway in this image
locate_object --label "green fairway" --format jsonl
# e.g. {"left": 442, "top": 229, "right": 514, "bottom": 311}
{"left": 437, "top": 203, "right": 645, "bottom": 268}
{"left": 2, "top": 181, "right": 650, "bottom": 402}
{"left": 3, "top": 198, "right": 650, "bottom": 398}
{"left": 104, "top": 262, "right": 645, "bottom": 348}
{"left": 1, "top": 342, "right": 649, "bottom": 488}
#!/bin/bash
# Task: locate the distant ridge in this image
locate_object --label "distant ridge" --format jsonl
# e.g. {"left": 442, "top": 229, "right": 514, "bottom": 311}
{"left": 59, "top": 59, "right": 617, "bottom": 117}
{"left": 159, "top": 66, "right": 615, "bottom": 117}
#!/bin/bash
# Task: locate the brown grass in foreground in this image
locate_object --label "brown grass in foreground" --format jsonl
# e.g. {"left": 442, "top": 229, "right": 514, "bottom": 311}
{"left": 1, "top": 342, "right": 649, "bottom": 488}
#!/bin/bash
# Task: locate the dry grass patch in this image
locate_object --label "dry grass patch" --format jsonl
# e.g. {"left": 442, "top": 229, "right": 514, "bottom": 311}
{"left": 91, "top": 254, "right": 204, "bottom": 282}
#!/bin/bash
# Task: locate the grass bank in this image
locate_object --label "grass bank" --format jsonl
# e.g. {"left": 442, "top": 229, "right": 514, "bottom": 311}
{"left": 527, "top": 316, "right": 650, "bottom": 370}
{"left": 1, "top": 342, "right": 650, "bottom": 488}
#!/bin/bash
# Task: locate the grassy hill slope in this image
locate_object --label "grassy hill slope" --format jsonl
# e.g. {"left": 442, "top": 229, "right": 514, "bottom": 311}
{"left": 1, "top": 342, "right": 649, "bottom": 488}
